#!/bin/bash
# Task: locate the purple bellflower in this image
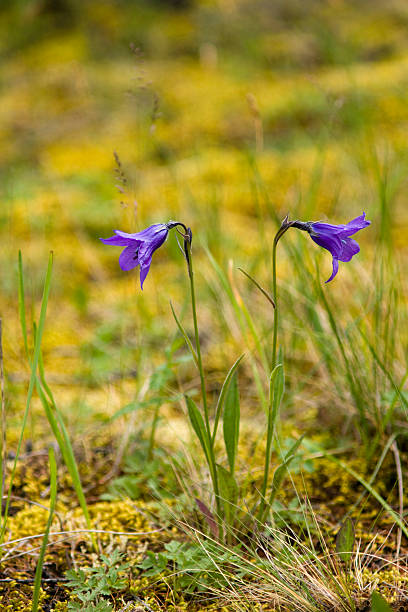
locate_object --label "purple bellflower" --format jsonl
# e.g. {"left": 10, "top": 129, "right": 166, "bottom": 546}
{"left": 292, "top": 212, "right": 370, "bottom": 282}
{"left": 100, "top": 221, "right": 183, "bottom": 289}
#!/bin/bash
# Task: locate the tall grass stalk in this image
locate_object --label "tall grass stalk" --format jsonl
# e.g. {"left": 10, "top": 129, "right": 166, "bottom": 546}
{"left": 325, "top": 454, "right": 408, "bottom": 539}
{"left": 32, "top": 446, "right": 57, "bottom": 612}
{"left": 172, "top": 235, "right": 223, "bottom": 538}
{"left": 17, "top": 254, "right": 95, "bottom": 549}
{"left": 0, "top": 320, "right": 5, "bottom": 524}
{"left": 0, "top": 252, "right": 53, "bottom": 543}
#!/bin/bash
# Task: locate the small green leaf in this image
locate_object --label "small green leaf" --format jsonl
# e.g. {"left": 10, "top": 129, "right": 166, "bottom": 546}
{"left": 217, "top": 464, "right": 239, "bottom": 525}
{"left": 223, "top": 372, "right": 240, "bottom": 474}
{"left": 270, "top": 363, "right": 284, "bottom": 428}
{"left": 336, "top": 517, "right": 355, "bottom": 563}
{"left": 371, "top": 590, "right": 393, "bottom": 612}
{"left": 186, "top": 396, "right": 211, "bottom": 466}
{"left": 212, "top": 354, "right": 244, "bottom": 445}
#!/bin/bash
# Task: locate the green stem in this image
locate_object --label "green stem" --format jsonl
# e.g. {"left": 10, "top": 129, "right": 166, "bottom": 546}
{"left": 185, "top": 242, "right": 223, "bottom": 537}
{"left": 271, "top": 219, "right": 296, "bottom": 367}
{"left": 272, "top": 236, "right": 279, "bottom": 368}
{"left": 187, "top": 258, "right": 210, "bottom": 435}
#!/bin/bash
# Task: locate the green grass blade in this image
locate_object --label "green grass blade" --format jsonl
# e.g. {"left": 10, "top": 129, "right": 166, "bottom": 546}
{"left": 1, "top": 252, "right": 53, "bottom": 543}
{"left": 186, "top": 395, "right": 212, "bottom": 467}
{"left": 205, "top": 247, "right": 267, "bottom": 410}
{"left": 32, "top": 446, "right": 57, "bottom": 612}
{"left": 18, "top": 251, "right": 29, "bottom": 359}
{"left": 326, "top": 455, "right": 408, "bottom": 539}
{"left": 170, "top": 301, "right": 198, "bottom": 367}
{"left": 317, "top": 279, "right": 369, "bottom": 440}
{"left": 258, "top": 364, "right": 284, "bottom": 522}
{"left": 222, "top": 372, "right": 240, "bottom": 475}
{"left": 0, "top": 320, "right": 5, "bottom": 524}
{"left": 217, "top": 463, "right": 238, "bottom": 527}
{"left": 37, "top": 379, "right": 95, "bottom": 547}
{"left": 237, "top": 267, "right": 276, "bottom": 308}
{"left": 268, "top": 435, "right": 304, "bottom": 508}
{"left": 360, "top": 329, "right": 408, "bottom": 417}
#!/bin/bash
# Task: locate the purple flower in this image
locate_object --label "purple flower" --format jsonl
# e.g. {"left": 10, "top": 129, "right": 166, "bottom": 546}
{"left": 293, "top": 212, "right": 371, "bottom": 282}
{"left": 100, "top": 223, "right": 173, "bottom": 289}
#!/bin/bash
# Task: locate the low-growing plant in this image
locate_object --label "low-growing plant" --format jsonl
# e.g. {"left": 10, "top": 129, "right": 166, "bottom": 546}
{"left": 65, "top": 548, "right": 130, "bottom": 611}
{"left": 100, "top": 210, "right": 371, "bottom": 544}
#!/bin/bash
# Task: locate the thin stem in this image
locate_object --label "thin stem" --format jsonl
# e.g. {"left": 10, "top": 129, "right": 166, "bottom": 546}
{"left": 185, "top": 241, "right": 223, "bottom": 537}
{"left": 272, "top": 237, "right": 279, "bottom": 368}
{"left": 0, "top": 321, "right": 5, "bottom": 523}
{"left": 187, "top": 249, "right": 210, "bottom": 436}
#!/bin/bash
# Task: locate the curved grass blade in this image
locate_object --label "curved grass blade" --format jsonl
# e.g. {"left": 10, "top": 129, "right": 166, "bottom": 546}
{"left": 326, "top": 455, "right": 408, "bottom": 540}
{"left": 32, "top": 446, "right": 57, "bottom": 612}
{"left": 170, "top": 301, "right": 198, "bottom": 367}
{"left": 223, "top": 372, "right": 240, "bottom": 475}
{"left": 0, "top": 252, "right": 53, "bottom": 543}
{"left": 237, "top": 267, "right": 275, "bottom": 308}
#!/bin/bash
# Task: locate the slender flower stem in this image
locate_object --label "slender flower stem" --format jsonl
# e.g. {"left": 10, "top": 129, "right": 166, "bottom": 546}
{"left": 184, "top": 238, "right": 223, "bottom": 538}
{"left": 271, "top": 236, "right": 279, "bottom": 369}
{"left": 187, "top": 255, "right": 210, "bottom": 435}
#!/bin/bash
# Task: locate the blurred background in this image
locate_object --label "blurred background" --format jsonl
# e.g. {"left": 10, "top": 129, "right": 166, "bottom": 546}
{"left": 1, "top": 0, "right": 407, "bottom": 445}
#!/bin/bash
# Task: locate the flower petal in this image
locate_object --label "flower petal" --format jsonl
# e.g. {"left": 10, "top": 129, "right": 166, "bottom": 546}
{"left": 338, "top": 237, "right": 360, "bottom": 262}
{"left": 139, "top": 260, "right": 152, "bottom": 290}
{"left": 325, "top": 258, "right": 339, "bottom": 283}
{"left": 311, "top": 222, "right": 346, "bottom": 236}
{"left": 100, "top": 233, "right": 135, "bottom": 246}
{"left": 119, "top": 245, "right": 139, "bottom": 271}
{"left": 343, "top": 212, "right": 370, "bottom": 236}
{"left": 311, "top": 233, "right": 343, "bottom": 258}
{"left": 126, "top": 224, "right": 168, "bottom": 241}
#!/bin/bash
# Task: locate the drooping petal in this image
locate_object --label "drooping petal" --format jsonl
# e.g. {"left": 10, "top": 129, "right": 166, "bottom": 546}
{"left": 338, "top": 237, "right": 360, "bottom": 262}
{"left": 136, "top": 229, "right": 169, "bottom": 287}
{"left": 100, "top": 233, "right": 135, "bottom": 246}
{"left": 139, "top": 259, "right": 152, "bottom": 290}
{"left": 119, "top": 245, "right": 139, "bottom": 271}
{"left": 343, "top": 212, "right": 370, "bottom": 236}
{"left": 325, "top": 258, "right": 339, "bottom": 283}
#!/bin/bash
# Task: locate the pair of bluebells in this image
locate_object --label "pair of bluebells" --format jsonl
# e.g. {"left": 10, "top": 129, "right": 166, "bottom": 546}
{"left": 101, "top": 213, "right": 370, "bottom": 288}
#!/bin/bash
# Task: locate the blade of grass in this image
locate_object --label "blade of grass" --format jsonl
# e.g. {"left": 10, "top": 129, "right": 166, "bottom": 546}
{"left": 32, "top": 446, "right": 57, "bottom": 612}
{"left": 0, "top": 252, "right": 53, "bottom": 543}
{"left": 325, "top": 454, "right": 408, "bottom": 539}
{"left": 0, "top": 320, "right": 5, "bottom": 524}
{"left": 18, "top": 251, "right": 29, "bottom": 359}
{"left": 205, "top": 247, "right": 267, "bottom": 411}
{"left": 237, "top": 267, "right": 275, "bottom": 309}
{"left": 316, "top": 275, "right": 369, "bottom": 443}
{"left": 23, "top": 269, "right": 95, "bottom": 550}
{"left": 170, "top": 301, "right": 198, "bottom": 367}
{"left": 258, "top": 364, "right": 284, "bottom": 522}
{"left": 35, "top": 371, "right": 95, "bottom": 550}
